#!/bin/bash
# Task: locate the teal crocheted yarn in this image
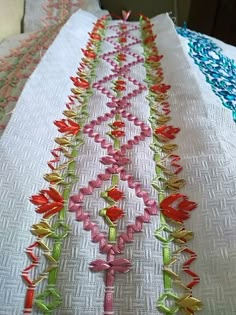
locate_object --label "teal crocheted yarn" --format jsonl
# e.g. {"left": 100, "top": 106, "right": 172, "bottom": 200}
{"left": 177, "top": 27, "right": 236, "bottom": 122}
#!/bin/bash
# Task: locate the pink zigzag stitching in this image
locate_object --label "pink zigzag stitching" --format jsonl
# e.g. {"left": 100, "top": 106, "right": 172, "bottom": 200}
{"left": 69, "top": 20, "right": 157, "bottom": 314}
{"left": 83, "top": 109, "right": 151, "bottom": 154}
{"left": 69, "top": 164, "right": 157, "bottom": 255}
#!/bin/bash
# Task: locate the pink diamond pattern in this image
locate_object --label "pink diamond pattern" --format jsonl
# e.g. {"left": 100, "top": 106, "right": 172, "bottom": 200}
{"left": 69, "top": 20, "right": 158, "bottom": 315}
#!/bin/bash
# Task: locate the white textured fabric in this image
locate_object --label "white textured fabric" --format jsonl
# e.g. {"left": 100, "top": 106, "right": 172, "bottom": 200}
{"left": 0, "top": 9, "right": 236, "bottom": 315}
{"left": 72, "top": 22, "right": 163, "bottom": 315}
{"left": 178, "top": 33, "right": 236, "bottom": 105}
{"left": 209, "top": 37, "right": 236, "bottom": 61}
{"left": 155, "top": 15, "right": 236, "bottom": 315}
{"left": 0, "top": 9, "right": 98, "bottom": 315}
{"left": 174, "top": 27, "right": 236, "bottom": 314}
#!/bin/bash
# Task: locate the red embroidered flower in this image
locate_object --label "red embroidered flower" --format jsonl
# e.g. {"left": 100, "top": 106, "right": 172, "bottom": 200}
{"left": 112, "top": 121, "right": 125, "bottom": 128}
{"left": 119, "top": 37, "right": 127, "bottom": 43}
{"left": 155, "top": 125, "right": 180, "bottom": 140}
{"left": 160, "top": 193, "right": 197, "bottom": 222}
{"left": 116, "top": 80, "right": 125, "bottom": 85}
{"left": 156, "top": 68, "right": 163, "bottom": 76}
{"left": 107, "top": 187, "right": 124, "bottom": 201}
{"left": 114, "top": 80, "right": 126, "bottom": 91}
{"left": 111, "top": 130, "right": 125, "bottom": 138}
{"left": 117, "top": 53, "right": 126, "bottom": 61}
{"left": 30, "top": 193, "right": 48, "bottom": 205}
{"left": 147, "top": 55, "right": 163, "bottom": 63}
{"left": 143, "top": 23, "right": 154, "bottom": 30}
{"left": 70, "top": 77, "right": 90, "bottom": 89}
{"left": 151, "top": 83, "right": 171, "bottom": 94}
{"left": 120, "top": 24, "right": 127, "bottom": 30}
{"left": 54, "top": 119, "right": 80, "bottom": 135}
{"left": 89, "top": 32, "right": 101, "bottom": 41}
{"left": 30, "top": 187, "right": 63, "bottom": 204}
{"left": 94, "top": 21, "right": 105, "bottom": 29}
{"left": 144, "top": 35, "right": 157, "bottom": 44}
{"left": 115, "top": 85, "right": 126, "bottom": 91}
{"left": 81, "top": 48, "right": 96, "bottom": 59}
{"left": 106, "top": 206, "right": 124, "bottom": 221}
{"left": 30, "top": 187, "right": 64, "bottom": 219}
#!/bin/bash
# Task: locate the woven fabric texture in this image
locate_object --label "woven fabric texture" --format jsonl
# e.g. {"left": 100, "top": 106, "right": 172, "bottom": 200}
{"left": 0, "top": 9, "right": 236, "bottom": 315}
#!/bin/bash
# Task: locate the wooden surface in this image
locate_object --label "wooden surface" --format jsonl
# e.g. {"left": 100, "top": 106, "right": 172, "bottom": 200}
{"left": 100, "top": 0, "right": 174, "bottom": 21}
{"left": 188, "top": 0, "right": 236, "bottom": 45}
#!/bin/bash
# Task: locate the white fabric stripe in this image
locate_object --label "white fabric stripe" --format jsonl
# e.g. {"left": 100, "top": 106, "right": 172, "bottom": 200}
{"left": 153, "top": 13, "right": 236, "bottom": 315}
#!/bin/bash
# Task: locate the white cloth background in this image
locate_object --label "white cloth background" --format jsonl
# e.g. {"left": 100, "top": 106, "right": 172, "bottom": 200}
{"left": 155, "top": 14, "right": 236, "bottom": 315}
{"left": 0, "top": 9, "right": 236, "bottom": 315}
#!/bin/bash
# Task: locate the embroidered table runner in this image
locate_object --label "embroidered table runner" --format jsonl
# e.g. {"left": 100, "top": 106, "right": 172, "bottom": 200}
{"left": 0, "top": 9, "right": 236, "bottom": 315}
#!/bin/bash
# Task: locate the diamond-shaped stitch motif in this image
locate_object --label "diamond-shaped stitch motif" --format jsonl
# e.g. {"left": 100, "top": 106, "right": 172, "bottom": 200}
{"left": 68, "top": 19, "right": 163, "bottom": 314}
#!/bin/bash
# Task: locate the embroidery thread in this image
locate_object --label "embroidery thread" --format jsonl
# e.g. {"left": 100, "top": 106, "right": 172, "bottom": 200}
{"left": 22, "top": 16, "right": 109, "bottom": 314}
{"left": 141, "top": 15, "right": 202, "bottom": 314}
{"left": 177, "top": 27, "right": 236, "bottom": 122}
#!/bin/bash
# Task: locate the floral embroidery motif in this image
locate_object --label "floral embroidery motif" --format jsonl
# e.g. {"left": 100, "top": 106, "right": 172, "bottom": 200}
{"left": 69, "top": 16, "right": 160, "bottom": 315}
{"left": 105, "top": 206, "right": 125, "bottom": 222}
{"left": 22, "top": 11, "right": 204, "bottom": 315}
{"left": 42, "top": 0, "right": 81, "bottom": 26}
{"left": 110, "top": 129, "right": 125, "bottom": 138}
{"left": 141, "top": 16, "right": 202, "bottom": 314}
{"left": 177, "top": 27, "right": 236, "bottom": 122}
{"left": 30, "top": 187, "right": 64, "bottom": 218}
{"left": 22, "top": 16, "right": 109, "bottom": 314}
{"left": 107, "top": 186, "right": 124, "bottom": 201}
{"left": 0, "top": 23, "right": 64, "bottom": 134}
{"left": 0, "top": 0, "right": 83, "bottom": 135}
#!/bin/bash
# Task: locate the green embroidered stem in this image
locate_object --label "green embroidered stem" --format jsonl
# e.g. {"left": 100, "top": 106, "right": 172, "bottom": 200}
{"left": 48, "top": 241, "right": 62, "bottom": 285}
{"left": 114, "top": 138, "right": 120, "bottom": 150}
{"left": 112, "top": 174, "right": 119, "bottom": 186}
{"left": 47, "top": 152, "right": 76, "bottom": 284}
{"left": 115, "top": 113, "right": 121, "bottom": 120}
{"left": 106, "top": 100, "right": 121, "bottom": 241}
{"left": 105, "top": 27, "right": 125, "bottom": 243}
{"left": 140, "top": 16, "right": 177, "bottom": 313}
{"left": 30, "top": 17, "right": 110, "bottom": 315}
{"left": 106, "top": 174, "right": 120, "bottom": 242}
{"left": 161, "top": 217, "right": 172, "bottom": 290}
{"left": 154, "top": 149, "right": 172, "bottom": 290}
{"left": 108, "top": 226, "right": 117, "bottom": 242}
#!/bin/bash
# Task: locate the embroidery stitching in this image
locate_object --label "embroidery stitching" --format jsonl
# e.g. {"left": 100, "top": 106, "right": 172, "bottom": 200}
{"left": 22, "top": 16, "right": 109, "bottom": 314}
{"left": 0, "top": 0, "right": 82, "bottom": 134}
{"left": 177, "top": 27, "right": 236, "bottom": 122}
{"left": 141, "top": 16, "right": 202, "bottom": 314}
{"left": 69, "top": 18, "right": 158, "bottom": 315}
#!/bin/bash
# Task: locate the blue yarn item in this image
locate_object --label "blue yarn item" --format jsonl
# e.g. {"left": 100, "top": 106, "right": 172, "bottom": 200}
{"left": 177, "top": 26, "right": 236, "bottom": 122}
